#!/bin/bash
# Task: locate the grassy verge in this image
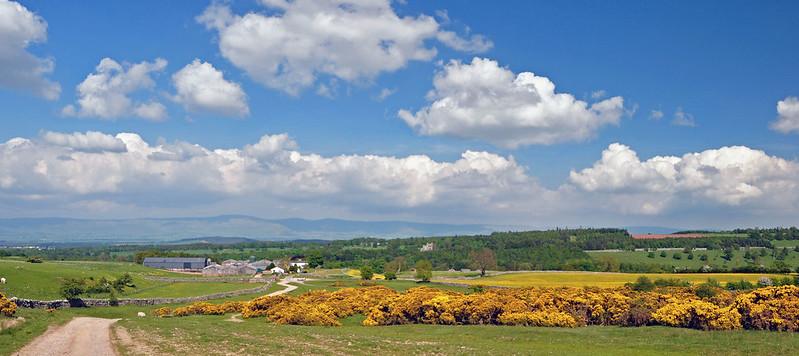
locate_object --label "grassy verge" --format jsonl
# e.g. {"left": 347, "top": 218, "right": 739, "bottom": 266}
{"left": 112, "top": 314, "right": 799, "bottom": 355}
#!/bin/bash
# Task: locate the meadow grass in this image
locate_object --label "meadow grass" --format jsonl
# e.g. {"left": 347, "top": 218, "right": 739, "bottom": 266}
{"left": 4, "top": 275, "right": 799, "bottom": 355}
{"left": 588, "top": 248, "right": 799, "bottom": 270}
{"left": 435, "top": 271, "right": 790, "bottom": 288}
{"left": 110, "top": 313, "right": 799, "bottom": 355}
{"left": 0, "top": 258, "right": 256, "bottom": 300}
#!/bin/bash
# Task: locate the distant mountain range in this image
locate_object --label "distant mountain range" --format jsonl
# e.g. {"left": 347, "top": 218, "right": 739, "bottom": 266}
{"left": 0, "top": 215, "right": 507, "bottom": 244}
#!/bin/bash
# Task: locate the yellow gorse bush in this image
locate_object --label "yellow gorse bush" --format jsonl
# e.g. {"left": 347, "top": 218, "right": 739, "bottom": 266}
{"left": 0, "top": 292, "right": 16, "bottom": 317}
{"left": 156, "top": 284, "right": 799, "bottom": 332}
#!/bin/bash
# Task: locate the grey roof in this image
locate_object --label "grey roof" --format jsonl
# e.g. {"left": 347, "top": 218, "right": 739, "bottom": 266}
{"left": 143, "top": 257, "right": 207, "bottom": 263}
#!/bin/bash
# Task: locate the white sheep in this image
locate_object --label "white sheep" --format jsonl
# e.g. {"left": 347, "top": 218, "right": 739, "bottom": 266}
{"left": 1, "top": 277, "right": 5, "bottom": 284}
{"left": 137, "top": 312, "right": 146, "bottom": 317}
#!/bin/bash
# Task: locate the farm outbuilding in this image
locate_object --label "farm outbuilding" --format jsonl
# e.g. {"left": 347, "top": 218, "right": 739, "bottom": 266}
{"left": 143, "top": 257, "right": 211, "bottom": 271}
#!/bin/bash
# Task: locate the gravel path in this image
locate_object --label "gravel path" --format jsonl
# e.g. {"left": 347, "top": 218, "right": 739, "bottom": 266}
{"left": 267, "top": 281, "right": 297, "bottom": 296}
{"left": 14, "top": 317, "right": 120, "bottom": 356}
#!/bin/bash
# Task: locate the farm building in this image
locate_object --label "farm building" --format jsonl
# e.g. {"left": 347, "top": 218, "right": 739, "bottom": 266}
{"left": 202, "top": 259, "right": 270, "bottom": 276}
{"left": 143, "top": 257, "right": 211, "bottom": 271}
{"left": 289, "top": 257, "right": 307, "bottom": 271}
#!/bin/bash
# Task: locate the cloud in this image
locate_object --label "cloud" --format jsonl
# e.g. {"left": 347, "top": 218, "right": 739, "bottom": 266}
{"left": 62, "top": 57, "right": 168, "bottom": 121}
{"left": 197, "top": 0, "right": 491, "bottom": 95}
{"left": 770, "top": 97, "right": 799, "bottom": 134}
{"left": 570, "top": 143, "right": 799, "bottom": 214}
{"left": 41, "top": 131, "right": 127, "bottom": 153}
{"left": 590, "top": 90, "right": 606, "bottom": 99}
{"left": 649, "top": 110, "right": 664, "bottom": 120}
{"left": 671, "top": 107, "right": 696, "bottom": 127}
{"left": 171, "top": 59, "right": 249, "bottom": 117}
{"left": 374, "top": 87, "right": 397, "bottom": 102}
{"left": 3, "top": 131, "right": 799, "bottom": 226}
{"left": 0, "top": 0, "right": 60, "bottom": 99}
{"left": 435, "top": 30, "right": 493, "bottom": 53}
{"left": 0, "top": 130, "right": 543, "bottom": 219}
{"left": 398, "top": 57, "right": 625, "bottom": 148}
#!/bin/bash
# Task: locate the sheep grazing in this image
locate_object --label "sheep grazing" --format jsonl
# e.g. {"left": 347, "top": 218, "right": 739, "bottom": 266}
{"left": 0, "top": 277, "right": 5, "bottom": 284}
{"left": 137, "top": 312, "right": 146, "bottom": 317}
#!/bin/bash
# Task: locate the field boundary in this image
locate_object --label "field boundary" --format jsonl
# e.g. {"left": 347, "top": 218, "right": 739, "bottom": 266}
{"left": 11, "top": 277, "right": 276, "bottom": 309}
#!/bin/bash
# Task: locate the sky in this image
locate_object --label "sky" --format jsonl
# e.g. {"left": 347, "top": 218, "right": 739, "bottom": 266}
{"left": 1, "top": 0, "right": 798, "bottom": 229}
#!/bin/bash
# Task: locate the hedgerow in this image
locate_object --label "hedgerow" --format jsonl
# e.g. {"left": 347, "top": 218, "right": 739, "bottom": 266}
{"left": 155, "top": 285, "right": 799, "bottom": 332}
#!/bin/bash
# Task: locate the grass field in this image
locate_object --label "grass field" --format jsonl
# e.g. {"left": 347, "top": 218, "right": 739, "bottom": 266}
{"left": 4, "top": 274, "right": 799, "bottom": 355}
{"left": 0, "top": 259, "right": 256, "bottom": 300}
{"left": 6, "top": 299, "right": 799, "bottom": 355}
{"left": 588, "top": 247, "right": 799, "bottom": 270}
{"left": 287, "top": 279, "right": 467, "bottom": 296}
{"left": 435, "top": 271, "right": 790, "bottom": 288}
{"left": 771, "top": 240, "right": 799, "bottom": 248}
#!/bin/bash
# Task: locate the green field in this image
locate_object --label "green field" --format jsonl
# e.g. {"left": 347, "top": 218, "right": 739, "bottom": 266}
{"left": 771, "top": 240, "right": 799, "bottom": 248}
{"left": 589, "top": 247, "right": 799, "bottom": 270}
{"left": 435, "top": 271, "right": 789, "bottom": 288}
{"left": 4, "top": 279, "right": 799, "bottom": 355}
{"left": 0, "top": 259, "right": 256, "bottom": 300}
{"left": 113, "top": 313, "right": 799, "bottom": 355}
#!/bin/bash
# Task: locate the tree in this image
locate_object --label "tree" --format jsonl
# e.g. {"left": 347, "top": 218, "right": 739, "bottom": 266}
{"left": 385, "top": 256, "right": 406, "bottom": 273}
{"left": 469, "top": 248, "right": 497, "bottom": 277}
{"left": 308, "top": 251, "right": 324, "bottom": 268}
{"left": 415, "top": 259, "right": 432, "bottom": 282}
{"left": 722, "top": 248, "right": 734, "bottom": 261}
{"left": 628, "top": 276, "right": 654, "bottom": 291}
{"left": 359, "top": 265, "right": 374, "bottom": 280}
{"left": 60, "top": 278, "right": 85, "bottom": 300}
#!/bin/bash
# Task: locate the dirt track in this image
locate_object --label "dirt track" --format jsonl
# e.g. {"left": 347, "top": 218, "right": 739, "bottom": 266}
{"left": 14, "top": 317, "right": 119, "bottom": 356}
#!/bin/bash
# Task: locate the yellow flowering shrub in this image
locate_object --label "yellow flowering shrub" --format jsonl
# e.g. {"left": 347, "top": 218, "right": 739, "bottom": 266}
{"left": 0, "top": 292, "right": 16, "bottom": 317}
{"left": 154, "top": 307, "right": 172, "bottom": 317}
{"left": 156, "top": 283, "right": 799, "bottom": 332}
{"left": 652, "top": 299, "right": 741, "bottom": 330}
{"left": 734, "top": 285, "right": 799, "bottom": 331}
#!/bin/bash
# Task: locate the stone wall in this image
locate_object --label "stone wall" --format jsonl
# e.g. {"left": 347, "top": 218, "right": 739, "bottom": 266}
{"left": 12, "top": 279, "right": 275, "bottom": 309}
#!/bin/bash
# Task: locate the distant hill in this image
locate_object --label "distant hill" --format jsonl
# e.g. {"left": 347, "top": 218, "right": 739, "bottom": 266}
{"left": 0, "top": 215, "right": 502, "bottom": 244}
{"left": 165, "top": 236, "right": 260, "bottom": 245}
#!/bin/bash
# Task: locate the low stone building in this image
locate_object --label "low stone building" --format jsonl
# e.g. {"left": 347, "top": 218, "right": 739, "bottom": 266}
{"left": 143, "top": 257, "right": 211, "bottom": 271}
{"left": 202, "top": 259, "right": 260, "bottom": 276}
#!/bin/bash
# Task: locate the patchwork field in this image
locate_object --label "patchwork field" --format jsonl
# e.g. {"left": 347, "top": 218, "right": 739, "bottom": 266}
{"left": 588, "top": 248, "right": 799, "bottom": 270}
{"left": 434, "top": 271, "right": 789, "bottom": 288}
{"left": 0, "top": 259, "right": 257, "bottom": 300}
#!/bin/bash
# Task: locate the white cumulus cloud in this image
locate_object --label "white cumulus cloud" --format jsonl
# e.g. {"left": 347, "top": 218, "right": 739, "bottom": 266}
{"left": 41, "top": 131, "right": 127, "bottom": 153}
{"left": 570, "top": 143, "right": 799, "bottom": 214}
{"left": 398, "top": 57, "right": 625, "bottom": 148}
{"left": 0, "top": 0, "right": 60, "bottom": 99}
{"left": 172, "top": 59, "right": 249, "bottom": 117}
{"left": 197, "top": 0, "right": 491, "bottom": 95}
{"left": 62, "top": 58, "right": 168, "bottom": 121}
{"left": 0, "top": 131, "right": 543, "bottom": 219}
{"left": 3, "top": 131, "right": 799, "bottom": 226}
{"left": 770, "top": 97, "right": 799, "bottom": 134}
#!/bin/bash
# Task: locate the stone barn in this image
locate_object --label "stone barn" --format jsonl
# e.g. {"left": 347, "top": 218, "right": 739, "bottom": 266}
{"left": 143, "top": 257, "right": 211, "bottom": 271}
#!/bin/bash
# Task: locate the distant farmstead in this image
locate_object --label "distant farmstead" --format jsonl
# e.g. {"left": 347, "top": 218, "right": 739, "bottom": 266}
{"left": 420, "top": 242, "right": 435, "bottom": 252}
{"left": 143, "top": 257, "right": 211, "bottom": 271}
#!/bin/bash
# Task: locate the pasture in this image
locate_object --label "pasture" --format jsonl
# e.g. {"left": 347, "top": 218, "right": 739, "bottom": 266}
{"left": 0, "top": 258, "right": 257, "bottom": 300}
{"left": 588, "top": 247, "right": 799, "bottom": 270}
{"left": 434, "top": 271, "right": 789, "bottom": 288}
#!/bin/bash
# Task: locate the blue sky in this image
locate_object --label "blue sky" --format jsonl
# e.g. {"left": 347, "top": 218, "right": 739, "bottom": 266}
{"left": 1, "top": 0, "right": 798, "bottom": 228}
